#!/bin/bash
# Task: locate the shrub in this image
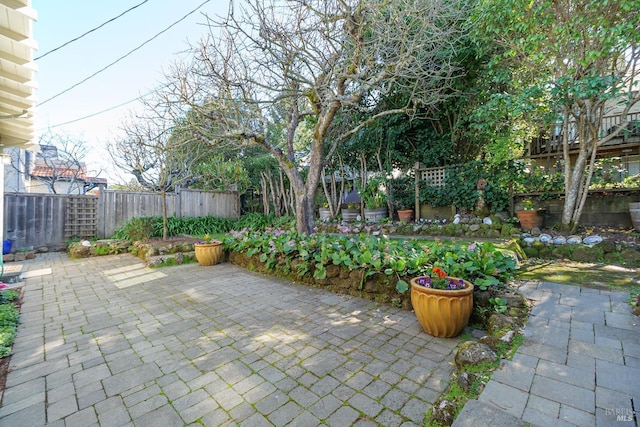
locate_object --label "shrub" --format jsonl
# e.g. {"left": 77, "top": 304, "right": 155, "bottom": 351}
{"left": 112, "top": 215, "right": 234, "bottom": 240}
{"left": 224, "top": 230, "right": 518, "bottom": 293}
{"left": 233, "top": 213, "right": 295, "bottom": 231}
{"left": 0, "top": 293, "right": 19, "bottom": 358}
{"left": 112, "top": 217, "right": 158, "bottom": 241}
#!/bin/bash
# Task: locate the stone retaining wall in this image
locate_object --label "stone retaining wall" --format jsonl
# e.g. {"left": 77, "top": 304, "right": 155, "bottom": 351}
{"left": 227, "top": 250, "right": 412, "bottom": 309}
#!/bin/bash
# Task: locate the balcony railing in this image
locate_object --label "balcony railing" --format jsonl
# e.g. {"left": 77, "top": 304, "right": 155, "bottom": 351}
{"left": 528, "top": 112, "right": 640, "bottom": 157}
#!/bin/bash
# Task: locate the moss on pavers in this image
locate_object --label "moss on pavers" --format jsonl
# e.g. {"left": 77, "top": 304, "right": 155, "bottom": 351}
{"left": 518, "top": 260, "right": 638, "bottom": 292}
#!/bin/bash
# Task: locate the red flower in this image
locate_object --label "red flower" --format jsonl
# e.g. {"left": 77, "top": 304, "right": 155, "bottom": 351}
{"left": 432, "top": 267, "right": 447, "bottom": 279}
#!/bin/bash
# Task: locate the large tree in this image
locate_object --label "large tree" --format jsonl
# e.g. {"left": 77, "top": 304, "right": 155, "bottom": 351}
{"left": 475, "top": 0, "right": 640, "bottom": 231}
{"left": 164, "top": 0, "right": 469, "bottom": 234}
{"left": 108, "top": 110, "right": 211, "bottom": 240}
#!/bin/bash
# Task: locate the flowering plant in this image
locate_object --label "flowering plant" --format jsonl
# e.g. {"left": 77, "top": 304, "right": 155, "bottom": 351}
{"left": 198, "top": 234, "right": 220, "bottom": 244}
{"left": 521, "top": 199, "right": 535, "bottom": 210}
{"left": 414, "top": 267, "right": 466, "bottom": 290}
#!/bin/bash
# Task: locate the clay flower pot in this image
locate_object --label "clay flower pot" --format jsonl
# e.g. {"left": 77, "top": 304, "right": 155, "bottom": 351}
{"left": 194, "top": 241, "right": 223, "bottom": 266}
{"left": 397, "top": 209, "right": 414, "bottom": 222}
{"left": 515, "top": 209, "right": 546, "bottom": 230}
{"left": 410, "top": 276, "right": 474, "bottom": 338}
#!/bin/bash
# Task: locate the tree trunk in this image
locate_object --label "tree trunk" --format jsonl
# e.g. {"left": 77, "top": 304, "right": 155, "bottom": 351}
{"left": 561, "top": 147, "right": 590, "bottom": 231}
{"left": 277, "top": 161, "right": 316, "bottom": 235}
{"left": 260, "top": 173, "right": 270, "bottom": 215}
{"left": 321, "top": 157, "right": 347, "bottom": 219}
{"left": 570, "top": 143, "right": 598, "bottom": 232}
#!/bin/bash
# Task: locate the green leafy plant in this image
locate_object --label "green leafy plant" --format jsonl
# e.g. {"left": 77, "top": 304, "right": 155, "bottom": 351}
{"left": 390, "top": 175, "right": 415, "bottom": 210}
{"left": 224, "top": 231, "right": 518, "bottom": 294}
{"left": 232, "top": 213, "right": 295, "bottom": 232}
{"left": 112, "top": 215, "right": 234, "bottom": 240}
{"left": 520, "top": 199, "right": 535, "bottom": 210}
{"left": 112, "top": 216, "right": 157, "bottom": 241}
{"left": 589, "top": 157, "right": 626, "bottom": 189}
{"left": 0, "top": 290, "right": 18, "bottom": 305}
{"left": 0, "top": 286, "right": 19, "bottom": 358}
{"left": 489, "top": 297, "right": 508, "bottom": 314}
{"left": 93, "top": 246, "right": 113, "bottom": 256}
{"left": 358, "top": 176, "right": 387, "bottom": 209}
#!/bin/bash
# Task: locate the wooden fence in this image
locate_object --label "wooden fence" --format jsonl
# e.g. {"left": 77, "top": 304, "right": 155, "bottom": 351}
{"left": 4, "top": 188, "right": 240, "bottom": 251}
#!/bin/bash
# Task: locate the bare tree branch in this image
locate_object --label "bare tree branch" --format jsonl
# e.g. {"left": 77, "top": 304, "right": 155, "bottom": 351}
{"left": 162, "top": 0, "right": 469, "bottom": 233}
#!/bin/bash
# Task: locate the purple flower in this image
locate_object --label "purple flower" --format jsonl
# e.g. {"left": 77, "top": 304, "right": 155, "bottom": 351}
{"left": 444, "top": 279, "right": 466, "bottom": 290}
{"left": 416, "top": 276, "right": 431, "bottom": 287}
{"left": 468, "top": 243, "right": 477, "bottom": 251}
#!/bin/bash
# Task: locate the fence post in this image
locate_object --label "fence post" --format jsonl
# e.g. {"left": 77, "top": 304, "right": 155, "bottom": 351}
{"left": 97, "top": 190, "right": 105, "bottom": 238}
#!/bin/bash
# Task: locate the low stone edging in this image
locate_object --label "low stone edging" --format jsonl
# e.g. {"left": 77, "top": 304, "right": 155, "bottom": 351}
{"left": 227, "top": 250, "right": 529, "bottom": 329}
{"left": 2, "top": 250, "right": 38, "bottom": 263}
{"left": 318, "top": 216, "right": 640, "bottom": 266}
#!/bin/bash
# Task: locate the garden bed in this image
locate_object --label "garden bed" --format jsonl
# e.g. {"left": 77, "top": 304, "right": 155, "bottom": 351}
{"left": 0, "top": 287, "right": 23, "bottom": 405}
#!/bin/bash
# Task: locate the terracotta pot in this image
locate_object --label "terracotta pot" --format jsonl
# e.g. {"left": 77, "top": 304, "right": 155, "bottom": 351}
{"left": 194, "top": 242, "right": 223, "bottom": 266}
{"left": 410, "top": 277, "right": 474, "bottom": 338}
{"left": 397, "top": 209, "right": 414, "bottom": 222}
{"left": 515, "top": 209, "right": 546, "bottom": 230}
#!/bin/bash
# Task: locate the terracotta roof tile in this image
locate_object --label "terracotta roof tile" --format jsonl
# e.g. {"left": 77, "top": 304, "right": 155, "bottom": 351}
{"left": 30, "top": 165, "right": 107, "bottom": 186}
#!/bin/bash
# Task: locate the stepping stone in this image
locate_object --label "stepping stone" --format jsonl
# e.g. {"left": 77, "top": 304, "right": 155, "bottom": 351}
{"left": 453, "top": 400, "right": 527, "bottom": 427}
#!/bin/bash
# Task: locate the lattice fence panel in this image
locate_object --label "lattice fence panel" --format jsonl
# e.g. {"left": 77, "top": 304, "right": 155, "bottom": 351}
{"left": 419, "top": 167, "right": 447, "bottom": 187}
{"left": 65, "top": 196, "right": 98, "bottom": 239}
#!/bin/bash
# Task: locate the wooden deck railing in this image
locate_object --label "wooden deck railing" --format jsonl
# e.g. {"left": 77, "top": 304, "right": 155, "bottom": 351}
{"left": 528, "top": 112, "right": 640, "bottom": 157}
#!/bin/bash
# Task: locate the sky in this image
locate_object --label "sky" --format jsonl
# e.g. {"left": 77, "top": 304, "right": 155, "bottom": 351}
{"left": 32, "top": 0, "right": 231, "bottom": 184}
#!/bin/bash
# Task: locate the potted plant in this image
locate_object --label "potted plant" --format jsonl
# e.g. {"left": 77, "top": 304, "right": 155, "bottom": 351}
{"left": 317, "top": 193, "right": 332, "bottom": 220}
{"left": 410, "top": 267, "right": 474, "bottom": 338}
{"left": 397, "top": 208, "right": 414, "bottom": 222}
{"left": 341, "top": 203, "right": 360, "bottom": 222}
{"left": 318, "top": 203, "right": 331, "bottom": 220}
{"left": 392, "top": 176, "right": 415, "bottom": 222}
{"left": 194, "top": 234, "right": 223, "bottom": 266}
{"left": 359, "top": 177, "right": 388, "bottom": 223}
{"left": 515, "top": 199, "right": 546, "bottom": 230}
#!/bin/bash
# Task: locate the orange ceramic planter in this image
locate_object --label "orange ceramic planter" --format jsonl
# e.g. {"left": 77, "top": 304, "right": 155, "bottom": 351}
{"left": 515, "top": 209, "right": 546, "bottom": 230}
{"left": 410, "top": 277, "right": 474, "bottom": 338}
{"left": 194, "top": 242, "right": 223, "bottom": 266}
{"left": 397, "top": 209, "right": 414, "bottom": 222}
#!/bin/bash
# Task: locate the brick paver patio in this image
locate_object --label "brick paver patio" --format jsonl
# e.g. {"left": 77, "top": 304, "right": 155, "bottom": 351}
{"left": 1, "top": 252, "right": 638, "bottom": 426}
{"left": 0, "top": 253, "right": 460, "bottom": 426}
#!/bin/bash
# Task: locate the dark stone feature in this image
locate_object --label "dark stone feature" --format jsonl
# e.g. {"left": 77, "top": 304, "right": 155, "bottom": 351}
{"left": 457, "top": 372, "right": 476, "bottom": 393}
{"left": 455, "top": 342, "right": 498, "bottom": 370}
{"left": 478, "top": 335, "right": 503, "bottom": 352}
{"left": 487, "top": 314, "right": 518, "bottom": 335}
{"left": 431, "top": 399, "right": 456, "bottom": 426}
